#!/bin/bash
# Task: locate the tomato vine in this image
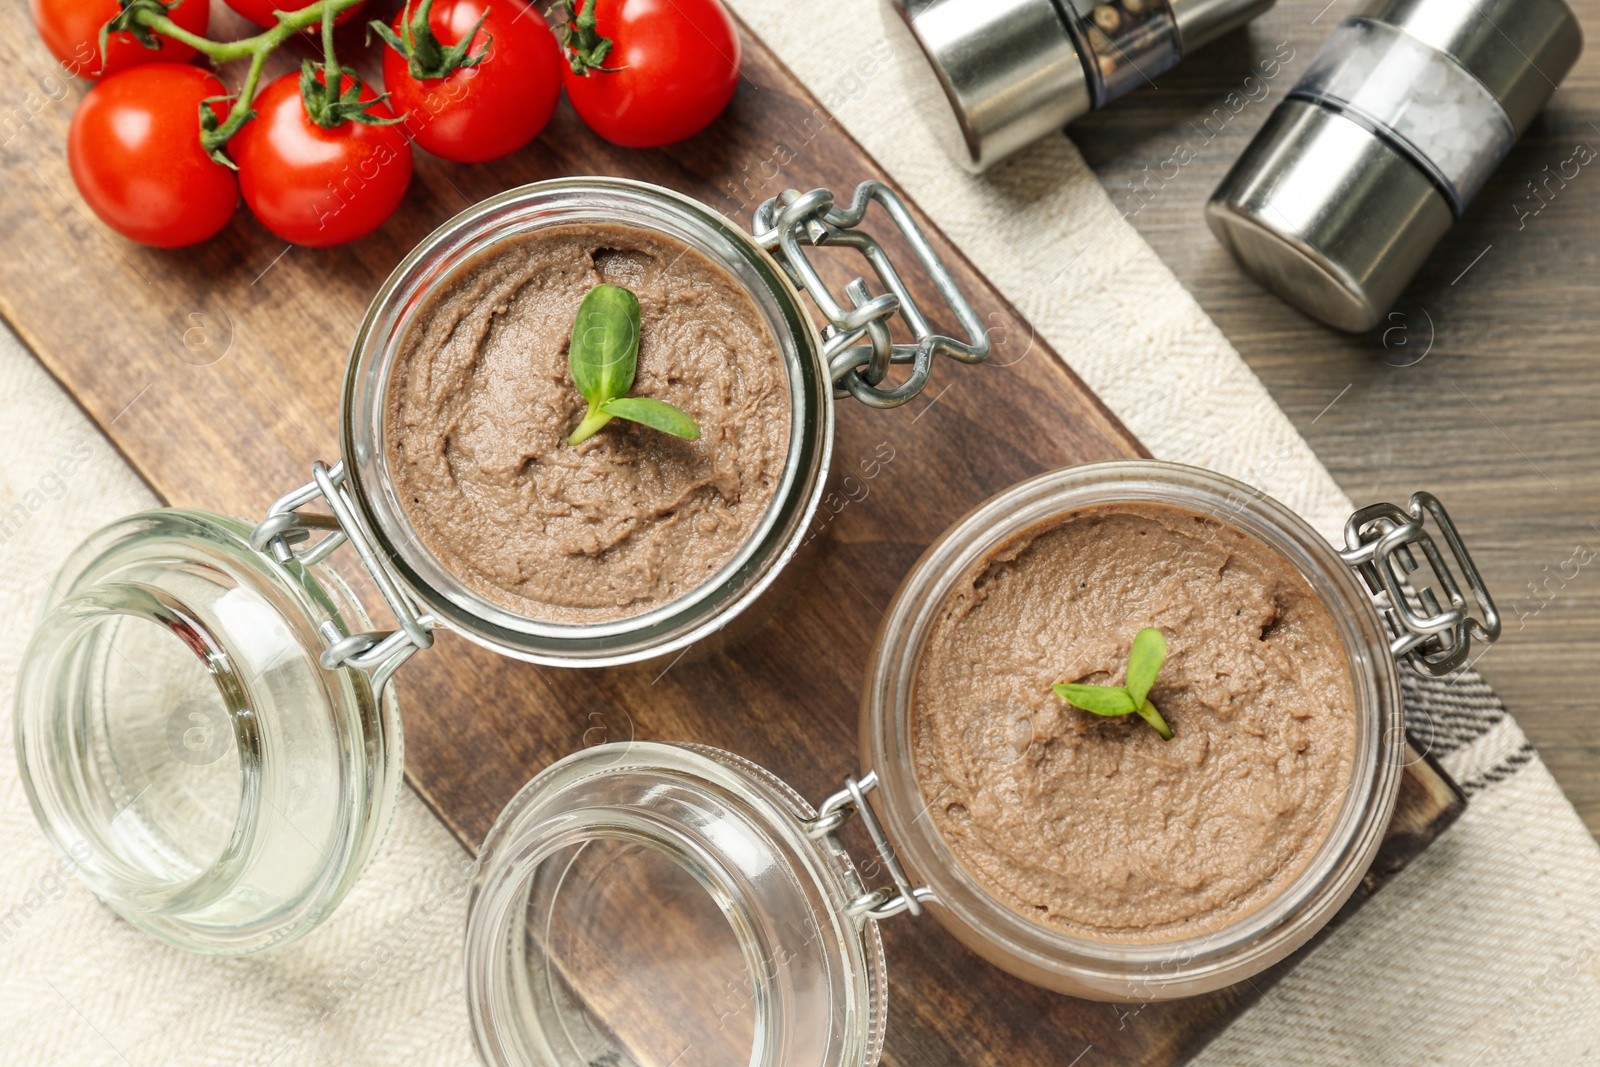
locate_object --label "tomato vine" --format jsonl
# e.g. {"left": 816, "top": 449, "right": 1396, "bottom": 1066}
{"left": 102, "top": 0, "right": 379, "bottom": 163}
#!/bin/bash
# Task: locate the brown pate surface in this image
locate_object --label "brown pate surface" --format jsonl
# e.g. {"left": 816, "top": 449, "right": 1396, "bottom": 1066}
{"left": 912, "top": 502, "right": 1357, "bottom": 942}
{"left": 385, "top": 223, "right": 791, "bottom": 623}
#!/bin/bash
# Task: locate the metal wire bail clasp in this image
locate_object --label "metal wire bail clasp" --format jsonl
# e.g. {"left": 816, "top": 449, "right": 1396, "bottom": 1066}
{"left": 249, "top": 460, "right": 436, "bottom": 701}
{"left": 751, "top": 181, "right": 990, "bottom": 409}
{"left": 1340, "top": 492, "right": 1501, "bottom": 676}
{"left": 805, "top": 770, "right": 936, "bottom": 921}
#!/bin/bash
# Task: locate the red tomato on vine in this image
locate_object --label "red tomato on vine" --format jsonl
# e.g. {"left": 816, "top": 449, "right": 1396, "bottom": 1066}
{"left": 375, "top": 0, "right": 564, "bottom": 163}
{"left": 68, "top": 63, "right": 238, "bottom": 247}
{"left": 231, "top": 67, "right": 413, "bottom": 247}
{"left": 554, "top": 0, "right": 741, "bottom": 148}
{"left": 32, "top": 0, "right": 208, "bottom": 80}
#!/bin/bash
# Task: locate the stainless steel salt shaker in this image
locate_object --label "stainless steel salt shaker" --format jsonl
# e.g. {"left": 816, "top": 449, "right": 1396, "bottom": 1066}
{"left": 1207, "top": 0, "right": 1583, "bottom": 332}
{"left": 885, "top": 0, "right": 1276, "bottom": 172}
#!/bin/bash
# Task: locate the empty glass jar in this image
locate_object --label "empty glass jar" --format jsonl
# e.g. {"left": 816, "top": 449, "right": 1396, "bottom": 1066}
{"left": 14, "top": 510, "right": 402, "bottom": 953}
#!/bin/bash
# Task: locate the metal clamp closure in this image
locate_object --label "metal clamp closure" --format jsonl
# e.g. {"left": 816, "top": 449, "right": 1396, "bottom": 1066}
{"left": 1340, "top": 491, "right": 1500, "bottom": 676}
{"left": 751, "top": 181, "right": 990, "bottom": 409}
{"left": 805, "top": 770, "right": 936, "bottom": 921}
{"left": 250, "top": 460, "right": 436, "bottom": 701}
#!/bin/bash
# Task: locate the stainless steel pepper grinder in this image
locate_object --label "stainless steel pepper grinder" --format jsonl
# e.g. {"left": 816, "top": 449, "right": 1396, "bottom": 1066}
{"left": 1207, "top": 0, "right": 1583, "bottom": 332}
{"left": 886, "top": 0, "right": 1277, "bottom": 172}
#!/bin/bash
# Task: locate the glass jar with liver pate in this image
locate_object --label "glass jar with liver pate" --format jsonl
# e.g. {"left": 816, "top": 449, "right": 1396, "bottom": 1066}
{"left": 13, "top": 177, "right": 991, "bottom": 954}
{"left": 463, "top": 461, "right": 1500, "bottom": 1067}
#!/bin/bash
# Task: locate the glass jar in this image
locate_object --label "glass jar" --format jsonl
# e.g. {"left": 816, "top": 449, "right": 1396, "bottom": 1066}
{"left": 857, "top": 461, "right": 1493, "bottom": 999}
{"left": 464, "top": 743, "right": 889, "bottom": 1067}
{"left": 14, "top": 177, "right": 990, "bottom": 954}
{"left": 13, "top": 510, "right": 402, "bottom": 954}
{"left": 293, "top": 175, "right": 990, "bottom": 670}
{"left": 464, "top": 461, "right": 1501, "bottom": 1063}
{"left": 341, "top": 178, "right": 826, "bottom": 667}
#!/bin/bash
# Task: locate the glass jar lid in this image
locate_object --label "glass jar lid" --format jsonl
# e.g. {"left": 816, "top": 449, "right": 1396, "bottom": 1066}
{"left": 13, "top": 509, "right": 402, "bottom": 954}
{"left": 465, "top": 742, "right": 888, "bottom": 1067}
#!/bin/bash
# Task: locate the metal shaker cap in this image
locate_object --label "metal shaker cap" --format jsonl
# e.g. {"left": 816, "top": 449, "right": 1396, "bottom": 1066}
{"left": 1207, "top": 0, "right": 1583, "bottom": 332}
{"left": 884, "top": 0, "right": 1091, "bottom": 173}
{"left": 886, "top": 0, "right": 1275, "bottom": 173}
{"left": 1172, "top": 0, "right": 1277, "bottom": 52}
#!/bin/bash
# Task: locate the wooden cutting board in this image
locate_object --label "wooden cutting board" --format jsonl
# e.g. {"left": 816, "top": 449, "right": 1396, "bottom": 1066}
{"left": 0, "top": 3, "right": 1463, "bottom": 1063}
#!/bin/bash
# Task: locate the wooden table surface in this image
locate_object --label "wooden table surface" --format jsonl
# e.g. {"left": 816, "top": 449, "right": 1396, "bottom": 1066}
{"left": 1073, "top": 0, "right": 1600, "bottom": 837}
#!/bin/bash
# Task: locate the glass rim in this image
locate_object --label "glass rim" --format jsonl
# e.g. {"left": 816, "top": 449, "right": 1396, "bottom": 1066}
{"left": 465, "top": 741, "right": 888, "bottom": 1067}
{"left": 340, "top": 178, "right": 833, "bottom": 666}
{"left": 861, "top": 461, "right": 1405, "bottom": 997}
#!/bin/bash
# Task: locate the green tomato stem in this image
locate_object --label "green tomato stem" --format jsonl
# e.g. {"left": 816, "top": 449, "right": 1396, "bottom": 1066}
{"left": 133, "top": 0, "right": 364, "bottom": 62}
{"left": 321, "top": 4, "right": 338, "bottom": 85}
{"left": 125, "top": 0, "right": 366, "bottom": 157}
{"left": 127, "top": 16, "right": 220, "bottom": 55}
{"left": 567, "top": 406, "right": 614, "bottom": 446}
{"left": 196, "top": 45, "right": 267, "bottom": 160}
{"left": 238, "top": 49, "right": 268, "bottom": 106}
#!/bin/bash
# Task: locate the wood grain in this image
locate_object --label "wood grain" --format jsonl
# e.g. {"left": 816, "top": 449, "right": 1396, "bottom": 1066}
{"left": 1071, "top": 0, "right": 1600, "bottom": 836}
{"left": 0, "top": 2, "right": 1464, "bottom": 1064}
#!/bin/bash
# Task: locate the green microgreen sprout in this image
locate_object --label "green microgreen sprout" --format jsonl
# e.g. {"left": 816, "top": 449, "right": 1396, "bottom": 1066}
{"left": 565, "top": 283, "right": 701, "bottom": 446}
{"left": 1051, "top": 627, "right": 1174, "bottom": 740}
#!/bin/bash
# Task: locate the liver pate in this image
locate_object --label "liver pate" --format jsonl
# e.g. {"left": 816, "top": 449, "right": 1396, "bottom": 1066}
{"left": 913, "top": 503, "right": 1357, "bottom": 942}
{"left": 384, "top": 223, "right": 791, "bottom": 624}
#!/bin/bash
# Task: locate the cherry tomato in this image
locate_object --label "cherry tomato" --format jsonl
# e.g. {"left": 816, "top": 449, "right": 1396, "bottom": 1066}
{"left": 223, "top": 0, "right": 365, "bottom": 29}
{"left": 559, "top": 0, "right": 740, "bottom": 148}
{"left": 232, "top": 69, "right": 413, "bottom": 247}
{"left": 379, "top": 0, "right": 563, "bottom": 163}
{"left": 32, "top": 0, "right": 207, "bottom": 81}
{"left": 68, "top": 64, "right": 238, "bottom": 248}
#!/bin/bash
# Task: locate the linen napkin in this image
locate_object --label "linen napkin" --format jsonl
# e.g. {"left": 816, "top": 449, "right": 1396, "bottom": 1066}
{"left": 1, "top": 0, "right": 1597, "bottom": 1062}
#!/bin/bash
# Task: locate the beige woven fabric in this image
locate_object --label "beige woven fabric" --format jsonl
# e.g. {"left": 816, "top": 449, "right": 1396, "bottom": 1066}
{"left": 0, "top": 337, "right": 481, "bottom": 1065}
{"left": 2, "top": 0, "right": 1598, "bottom": 1062}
